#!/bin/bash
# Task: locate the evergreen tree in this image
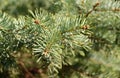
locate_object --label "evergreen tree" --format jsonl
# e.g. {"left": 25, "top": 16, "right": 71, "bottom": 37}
{"left": 0, "top": 0, "right": 120, "bottom": 78}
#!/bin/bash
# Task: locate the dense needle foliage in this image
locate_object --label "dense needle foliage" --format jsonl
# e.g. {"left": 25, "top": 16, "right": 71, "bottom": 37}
{"left": 0, "top": 0, "right": 120, "bottom": 78}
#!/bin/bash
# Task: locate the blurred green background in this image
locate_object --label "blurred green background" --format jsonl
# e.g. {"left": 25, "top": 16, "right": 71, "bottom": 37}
{"left": 0, "top": 0, "right": 62, "bottom": 17}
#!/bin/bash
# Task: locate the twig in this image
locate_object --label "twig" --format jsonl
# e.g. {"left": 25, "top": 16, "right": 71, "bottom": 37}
{"left": 17, "top": 61, "right": 35, "bottom": 78}
{"left": 94, "top": 8, "right": 120, "bottom": 12}
{"left": 85, "top": 2, "right": 100, "bottom": 17}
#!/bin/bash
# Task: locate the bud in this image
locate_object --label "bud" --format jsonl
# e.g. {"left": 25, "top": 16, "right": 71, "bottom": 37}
{"left": 34, "top": 19, "right": 40, "bottom": 24}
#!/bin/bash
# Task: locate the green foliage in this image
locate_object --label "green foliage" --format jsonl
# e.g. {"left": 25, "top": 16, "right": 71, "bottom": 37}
{"left": 0, "top": 0, "right": 120, "bottom": 78}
